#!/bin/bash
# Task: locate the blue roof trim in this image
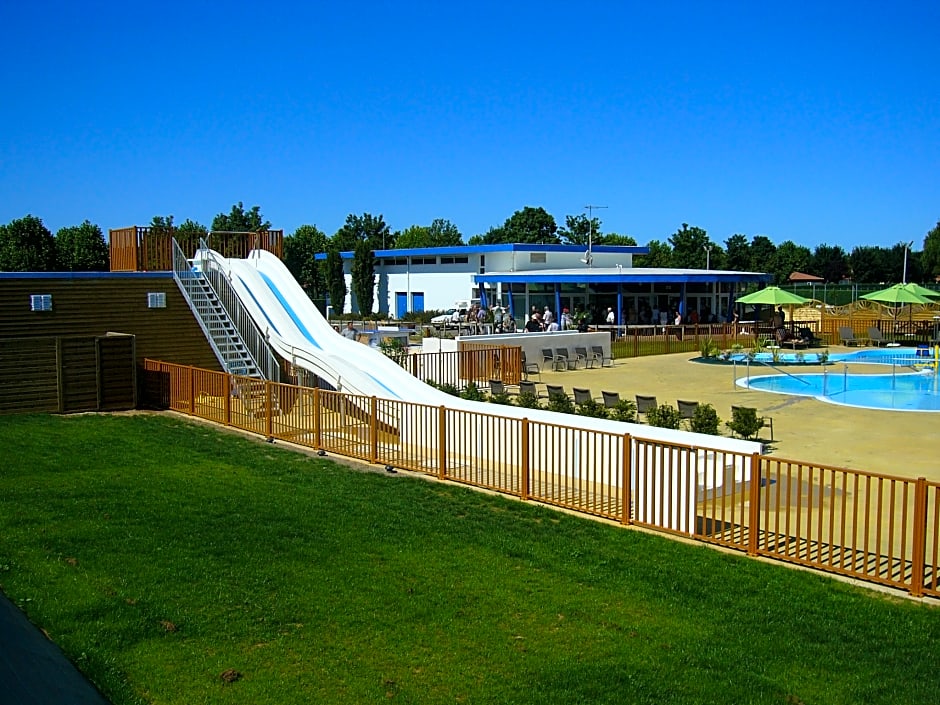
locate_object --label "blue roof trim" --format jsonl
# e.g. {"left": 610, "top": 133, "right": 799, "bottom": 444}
{"left": 314, "top": 243, "right": 649, "bottom": 260}
{"left": 0, "top": 271, "right": 174, "bottom": 279}
{"left": 473, "top": 272, "right": 773, "bottom": 285}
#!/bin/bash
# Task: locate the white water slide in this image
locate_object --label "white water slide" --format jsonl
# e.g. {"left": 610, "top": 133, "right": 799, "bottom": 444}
{"left": 205, "top": 248, "right": 763, "bottom": 533}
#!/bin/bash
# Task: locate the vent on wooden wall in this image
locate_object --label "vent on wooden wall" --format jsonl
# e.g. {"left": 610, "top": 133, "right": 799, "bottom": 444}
{"left": 30, "top": 294, "right": 52, "bottom": 311}
{"left": 147, "top": 292, "right": 167, "bottom": 309}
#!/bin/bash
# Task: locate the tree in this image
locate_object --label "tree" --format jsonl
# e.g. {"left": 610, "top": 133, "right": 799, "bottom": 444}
{"left": 772, "top": 241, "right": 812, "bottom": 285}
{"left": 284, "top": 225, "right": 328, "bottom": 307}
{"left": 668, "top": 223, "right": 711, "bottom": 269}
{"left": 333, "top": 213, "right": 392, "bottom": 252}
{"left": 350, "top": 239, "right": 375, "bottom": 315}
{"left": 602, "top": 233, "right": 637, "bottom": 246}
{"left": 395, "top": 225, "right": 431, "bottom": 249}
{"left": 55, "top": 220, "right": 108, "bottom": 271}
{"left": 920, "top": 221, "right": 940, "bottom": 281}
{"left": 325, "top": 247, "right": 347, "bottom": 317}
{"left": 557, "top": 214, "right": 601, "bottom": 246}
{"left": 724, "top": 234, "right": 750, "bottom": 271}
{"left": 748, "top": 236, "right": 777, "bottom": 274}
{"left": 426, "top": 218, "right": 463, "bottom": 247}
{"left": 888, "top": 242, "right": 922, "bottom": 283}
{"left": 634, "top": 239, "right": 672, "bottom": 268}
{"left": 175, "top": 218, "right": 208, "bottom": 253}
{"left": 0, "top": 215, "right": 56, "bottom": 272}
{"left": 848, "top": 246, "right": 887, "bottom": 284}
{"left": 477, "top": 207, "right": 559, "bottom": 244}
{"left": 211, "top": 202, "right": 270, "bottom": 232}
{"left": 810, "top": 244, "right": 848, "bottom": 283}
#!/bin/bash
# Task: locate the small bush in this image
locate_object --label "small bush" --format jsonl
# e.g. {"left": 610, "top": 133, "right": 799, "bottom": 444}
{"left": 546, "top": 393, "right": 575, "bottom": 415}
{"left": 461, "top": 382, "right": 485, "bottom": 401}
{"left": 575, "top": 399, "right": 609, "bottom": 419}
{"left": 515, "top": 392, "right": 542, "bottom": 409}
{"left": 647, "top": 403, "right": 681, "bottom": 429}
{"left": 488, "top": 392, "right": 514, "bottom": 406}
{"left": 690, "top": 403, "right": 720, "bottom": 435}
{"left": 609, "top": 399, "right": 637, "bottom": 423}
{"left": 438, "top": 383, "right": 461, "bottom": 397}
{"left": 726, "top": 407, "right": 764, "bottom": 440}
{"left": 699, "top": 336, "right": 721, "bottom": 358}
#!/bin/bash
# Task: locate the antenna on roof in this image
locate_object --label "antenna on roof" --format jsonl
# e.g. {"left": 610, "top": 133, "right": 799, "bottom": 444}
{"left": 583, "top": 204, "right": 607, "bottom": 268}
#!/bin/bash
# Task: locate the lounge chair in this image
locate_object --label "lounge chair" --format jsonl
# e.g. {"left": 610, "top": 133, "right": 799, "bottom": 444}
{"left": 572, "top": 387, "right": 595, "bottom": 405}
{"left": 518, "top": 380, "right": 544, "bottom": 398}
{"left": 488, "top": 379, "right": 514, "bottom": 396}
{"left": 545, "top": 384, "right": 568, "bottom": 400}
{"left": 677, "top": 400, "right": 699, "bottom": 429}
{"left": 635, "top": 395, "right": 658, "bottom": 421}
{"left": 601, "top": 390, "right": 621, "bottom": 408}
{"left": 520, "top": 351, "right": 541, "bottom": 381}
{"left": 591, "top": 345, "right": 614, "bottom": 367}
{"left": 555, "top": 347, "right": 584, "bottom": 370}
{"left": 868, "top": 327, "right": 889, "bottom": 347}
{"left": 839, "top": 327, "right": 866, "bottom": 346}
{"left": 541, "top": 348, "right": 566, "bottom": 371}
{"left": 574, "top": 346, "right": 593, "bottom": 368}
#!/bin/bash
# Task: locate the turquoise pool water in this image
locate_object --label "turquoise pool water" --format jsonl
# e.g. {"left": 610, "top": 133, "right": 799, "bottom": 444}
{"left": 737, "top": 357, "right": 940, "bottom": 412}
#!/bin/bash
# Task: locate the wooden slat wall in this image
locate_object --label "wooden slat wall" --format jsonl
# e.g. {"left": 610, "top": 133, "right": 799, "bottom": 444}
{"left": 0, "top": 338, "right": 59, "bottom": 413}
{"left": 59, "top": 337, "right": 99, "bottom": 412}
{"left": 98, "top": 334, "right": 137, "bottom": 410}
{"left": 0, "top": 275, "right": 222, "bottom": 371}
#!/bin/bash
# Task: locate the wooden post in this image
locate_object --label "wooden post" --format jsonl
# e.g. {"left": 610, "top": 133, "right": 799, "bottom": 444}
{"left": 909, "top": 477, "right": 928, "bottom": 598}
{"left": 747, "top": 452, "right": 762, "bottom": 556}
{"left": 313, "top": 387, "right": 322, "bottom": 451}
{"left": 438, "top": 406, "right": 447, "bottom": 480}
{"left": 370, "top": 396, "right": 378, "bottom": 464}
{"left": 520, "top": 418, "right": 529, "bottom": 500}
{"left": 621, "top": 433, "right": 633, "bottom": 525}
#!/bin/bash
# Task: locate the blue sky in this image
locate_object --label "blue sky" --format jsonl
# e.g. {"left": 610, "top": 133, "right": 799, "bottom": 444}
{"left": 2, "top": 1, "right": 937, "bottom": 251}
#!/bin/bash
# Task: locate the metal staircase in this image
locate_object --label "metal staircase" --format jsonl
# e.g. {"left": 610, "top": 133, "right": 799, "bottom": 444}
{"left": 172, "top": 238, "right": 280, "bottom": 382}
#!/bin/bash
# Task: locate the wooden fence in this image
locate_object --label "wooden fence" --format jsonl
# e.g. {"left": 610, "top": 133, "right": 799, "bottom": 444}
{"left": 109, "top": 227, "right": 283, "bottom": 272}
{"left": 141, "top": 359, "right": 939, "bottom": 599}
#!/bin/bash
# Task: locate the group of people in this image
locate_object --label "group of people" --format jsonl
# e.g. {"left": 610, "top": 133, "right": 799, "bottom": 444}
{"left": 524, "top": 306, "right": 580, "bottom": 333}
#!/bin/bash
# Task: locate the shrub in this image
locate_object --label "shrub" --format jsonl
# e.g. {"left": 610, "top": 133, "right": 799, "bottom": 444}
{"left": 514, "top": 391, "right": 542, "bottom": 409}
{"left": 699, "top": 336, "right": 721, "bottom": 358}
{"left": 646, "top": 403, "right": 681, "bottom": 429}
{"left": 546, "top": 393, "right": 575, "bottom": 415}
{"left": 575, "top": 399, "right": 609, "bottom": 419}
{"left": 438, "top": 383, "right": 461, "bottom": 397}
{"left": 608, "top": 399, "right": 637, "bottom": 423}
{"left": 461, "top": 382, "right": 485, "bottom": 401}
{"left": 725, "top": 407, "right": 764, "bottom": 440}
{"left": 690, "top": 403, "right": 720, "bottom": 435}
{"left": 488, "top": 391, "right": 514, "bottom": 406}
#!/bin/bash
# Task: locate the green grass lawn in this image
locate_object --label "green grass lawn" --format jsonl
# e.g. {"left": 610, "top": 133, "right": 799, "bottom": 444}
{"left": 0, "top": 413, "right": 937, "bottom": 704}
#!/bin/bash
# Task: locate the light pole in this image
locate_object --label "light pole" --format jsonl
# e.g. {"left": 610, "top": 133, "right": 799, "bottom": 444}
{"left": 902, "top": 241, "right": 914, "bottom": 283}
{"left": 583, "top": 205, "right": 607, "bottom": 268}
{"left": 703, "top": 244, "right": 712, "bottom": 270}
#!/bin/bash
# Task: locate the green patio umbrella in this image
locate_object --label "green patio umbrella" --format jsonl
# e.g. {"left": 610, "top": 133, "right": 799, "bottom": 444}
{"left": 902, "top": 282, "right": 940, "bottom": 299}
{"left": 860, "top": 283, "right": 932, "bottom": 329}
{"left": 735, "top": 286, "right": 810, "bottom": 335}
{"left": 860, "top": 283, "right": 932, "bottom": 305}
{"left": 734, "top": 286, "right": 810, "bottom": 306}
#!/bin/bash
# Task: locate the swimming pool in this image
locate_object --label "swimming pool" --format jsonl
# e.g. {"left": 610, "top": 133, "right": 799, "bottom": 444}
{"left": 728, "top": 347, "right": 935, "bottom": 366}
{"left": 738, "top": 364, "right": 940, "bottom": 412}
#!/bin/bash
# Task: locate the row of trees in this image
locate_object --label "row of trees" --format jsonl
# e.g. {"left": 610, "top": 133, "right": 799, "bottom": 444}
{"left": 3, "top": 203, "right": 939, "bottom": 316}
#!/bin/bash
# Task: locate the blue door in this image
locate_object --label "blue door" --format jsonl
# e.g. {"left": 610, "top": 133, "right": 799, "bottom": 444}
{"left": 395, "top": 292, "right": 408, "bottom": 319}
{"left": 412, "top": 292, "right": 424, "bottom": 313}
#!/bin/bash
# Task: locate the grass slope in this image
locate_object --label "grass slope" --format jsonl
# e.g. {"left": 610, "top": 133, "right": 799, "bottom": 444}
{"left": 0, "top": 413, "right": 936, "bottom": 704}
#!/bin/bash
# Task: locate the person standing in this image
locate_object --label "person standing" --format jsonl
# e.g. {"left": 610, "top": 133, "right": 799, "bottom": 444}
{"left": 341, "top": 321, "right": 357, "bottom": 340}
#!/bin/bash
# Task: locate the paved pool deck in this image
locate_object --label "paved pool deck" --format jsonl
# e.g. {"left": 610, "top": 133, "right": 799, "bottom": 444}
{"left": 533, "top": 347, "right": 939, "bottom": 482}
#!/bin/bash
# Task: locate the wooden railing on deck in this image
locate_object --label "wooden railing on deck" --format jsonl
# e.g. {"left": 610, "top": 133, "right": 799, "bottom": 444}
{"left": 109, "top": 227, "right": 283, "bottom": 272}
{"left": 141, "top": 359, "right": 940, "bottom": 599}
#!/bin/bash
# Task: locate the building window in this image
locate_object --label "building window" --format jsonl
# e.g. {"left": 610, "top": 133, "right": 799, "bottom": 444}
{"left": 147, "top": 292, "right": 167, "bottom": 309}
{"left": 411, "top": 257, "right": 437, "bottom": 265}
{"left": 529, "top": 253, "right": 546, "bottom": 264}
{"left": 441, "top": 257, "right": 455, "bottom": 264}
{"left": 30, "top": 294, "right": 52, "bottom": 311}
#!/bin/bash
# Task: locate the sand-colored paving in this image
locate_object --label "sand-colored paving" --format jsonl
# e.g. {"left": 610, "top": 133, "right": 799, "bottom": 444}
{"left": 530, "top": 348, "right": 939, "bottom": 482}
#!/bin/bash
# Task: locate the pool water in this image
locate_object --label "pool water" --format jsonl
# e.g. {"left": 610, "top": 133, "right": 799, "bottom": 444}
{"left": 737, "top": 354, "right": 940, "bottom": 412}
